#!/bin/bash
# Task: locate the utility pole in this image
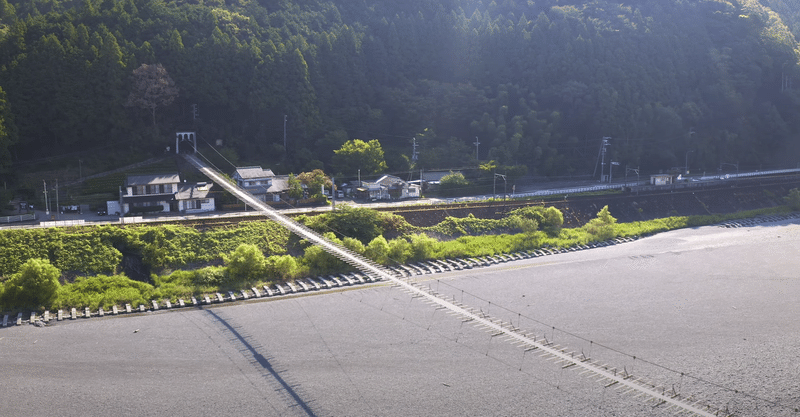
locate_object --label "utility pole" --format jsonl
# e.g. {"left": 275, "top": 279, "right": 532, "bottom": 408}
{"left": 283, "top": 114, "right": 287, "bottom": 154}
{"left": 331, "top": 176, "right": 335, "bottom": 210}
{"left": 55, "top": 179, "right": 59, "bottom": 219}
{"left": 79, "top": 159, "right": 83, "bottom": 181}
{"left": 43, "top": 180, "right": 49, "bottom": 216}
{"left": 474, "top": 136, "right": 480, "bottom": 162}
{"left": 411, "top": 138, "right": 418, "bottom": 162}
{"left": 594, "top": 137, "right": 611, "bottom": 182}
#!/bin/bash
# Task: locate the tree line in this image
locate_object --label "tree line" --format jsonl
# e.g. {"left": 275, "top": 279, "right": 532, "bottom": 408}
{"left": 1, "top": 0, "right": 799, "bottom": 186}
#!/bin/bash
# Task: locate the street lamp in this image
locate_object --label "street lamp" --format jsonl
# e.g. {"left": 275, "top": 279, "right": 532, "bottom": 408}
{"left": 609, "top": 161, "right": 620, "bottom": 182}
{"left": 685, "top": 150, "right": 694, "bottom": 175}
{"left": 494, "top": 173, "right": 506, "bottom": 202}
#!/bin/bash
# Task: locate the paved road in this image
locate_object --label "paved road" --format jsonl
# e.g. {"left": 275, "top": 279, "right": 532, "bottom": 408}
{"left": 1, "top": 220, "right": 799, "bottom": 416}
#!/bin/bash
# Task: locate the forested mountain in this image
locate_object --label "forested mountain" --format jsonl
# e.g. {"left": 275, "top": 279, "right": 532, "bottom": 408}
{"left": 0, "top": 0, "right": 799, "bottom": 183}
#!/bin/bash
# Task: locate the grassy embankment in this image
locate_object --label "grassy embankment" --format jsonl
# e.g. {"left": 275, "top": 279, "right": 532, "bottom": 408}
{"left": 0, "top": 204, "right": 792, "bottom": 314}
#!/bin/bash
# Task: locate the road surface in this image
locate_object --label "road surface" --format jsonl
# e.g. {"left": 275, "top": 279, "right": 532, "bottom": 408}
{"left": 1, "top": 220, "right": 798, "bottom": 416}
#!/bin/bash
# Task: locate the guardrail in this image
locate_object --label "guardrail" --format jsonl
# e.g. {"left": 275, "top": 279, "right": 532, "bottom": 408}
{"left": 40, "top": 219, "right": 86, "bottom": 227}
{"left": 0, "top": 214, "right": 36, "bottom": 224}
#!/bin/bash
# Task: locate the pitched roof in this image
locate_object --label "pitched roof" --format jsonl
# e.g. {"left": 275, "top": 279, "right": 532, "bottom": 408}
{"left": 175, "top": 183, "right": 214, "bottom": 200}
{"left": 233, "top": 166, "right": 275, "bottom": 180}
{"left": 265, "top": 175, "right": 289, "bottom": 193}
{"left": 126, "top": 173, "right": 180, "bottom": 186}
{"left": 376, "top": 175, "right": 405, "bottom": 186}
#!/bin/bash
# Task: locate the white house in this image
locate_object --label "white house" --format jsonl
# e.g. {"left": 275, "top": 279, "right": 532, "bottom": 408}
{"left": 120, "top": 173, "right": 215, "bottom": 215}
{"left": 232, "top": 166, "right": 289, "bottom": 202}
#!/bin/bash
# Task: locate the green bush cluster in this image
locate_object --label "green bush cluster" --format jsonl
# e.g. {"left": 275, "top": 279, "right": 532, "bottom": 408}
{"left": 1, "top": 204, "right": 793, "bottom": 312}
{"left": 56, "top": 274, "right": 155, "bottom": 311}
{"left": 0, "top": 259, "right": 61, "bottom": 310}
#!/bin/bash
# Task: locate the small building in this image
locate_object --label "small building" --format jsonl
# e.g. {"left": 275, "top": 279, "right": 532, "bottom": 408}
{"left": 650, "top": 174, "right": 673, "bottom": 186}
{"left": 358, "top": 175, "right": 420, "bottom": 200}
{"left": 231, "top": 166, "right": 289, "bottom": 202}
{"left": 121, "top": 173, "right": 181, "bottom": 214}
{"left": 175, "top": 182, "right": 215, "bottom": 213}
{"left": 120, "top": 173, "right": 215, "bottom": 215}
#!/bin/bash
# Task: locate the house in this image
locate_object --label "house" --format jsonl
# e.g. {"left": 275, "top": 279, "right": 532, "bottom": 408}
{"left": 231, "top": 166, "right": 289, "bottom": 202}
{"left": 175, "top": 182, "right": 215, "bottom": 213}
{"left": 119, "top": 173, "right": 215, "bottom": 215}
{"left": 358, "top": 175, "right": 420, "bottom": 200}
{"left": 650, "top": 173, "right": 673, "bottom": 186}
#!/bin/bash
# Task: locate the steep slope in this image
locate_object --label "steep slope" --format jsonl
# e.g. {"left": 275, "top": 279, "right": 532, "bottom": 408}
{"left": 0, "top": 0, "right": 798, "bottom": 184}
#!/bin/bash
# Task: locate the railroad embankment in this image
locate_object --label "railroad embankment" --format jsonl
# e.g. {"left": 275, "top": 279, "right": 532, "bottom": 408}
{"left": 390, "top": 176, "right": 800, "bottom": 227}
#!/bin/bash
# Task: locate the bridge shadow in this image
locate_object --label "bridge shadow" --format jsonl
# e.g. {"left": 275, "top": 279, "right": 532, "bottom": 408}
{"left": 205, "top": 309, "right": 317, "bottom": 417}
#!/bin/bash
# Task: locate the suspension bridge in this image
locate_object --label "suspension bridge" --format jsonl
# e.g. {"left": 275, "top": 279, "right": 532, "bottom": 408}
{"left": 183, "top": 152, "right": 731, "bottom": 417}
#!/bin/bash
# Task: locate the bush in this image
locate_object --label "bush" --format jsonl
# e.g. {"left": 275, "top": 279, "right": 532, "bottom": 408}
{"left": 193, "top": 266, "right": 226, "bottom": 287}
{"left": 365, "top": 235, "right": 390, "bottom": 264}
{"left": 507, "top": 206, "right": 563, "bottom": 235}
{"left": 785, "top": 188, "right": 800, "bottom": 211}
{"left": 265, "top": 255, "right": 301, "bottom": 281}
{"left": 584, "top": 205, "right": 617, "bottom": 240}
{"left": 387, "top": 237, "right": 411, "bottom": 264}
{"left": 225, "top": 244, "right": 266, "bottom": 284}
{"left": 56, "top": 274, "right": 154, "bottom": 310}
{"left": 302, "top": 237, "right": 348, "bottom": 275}
{"left": 438, "top": 171, "right": 470, "bottom": 197}
{"left": 306, "top": 206, "right": 384, "bottom": 244}
{"left": 408, "top": 233, "right": 440, "bottom": 262}
{"left": 0, "top": 258, "right": 62, "bottom": 310}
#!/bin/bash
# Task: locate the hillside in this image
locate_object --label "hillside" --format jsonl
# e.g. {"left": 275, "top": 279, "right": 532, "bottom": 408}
{"left": 0, "top": 0, "right": 799, "bottom": 188}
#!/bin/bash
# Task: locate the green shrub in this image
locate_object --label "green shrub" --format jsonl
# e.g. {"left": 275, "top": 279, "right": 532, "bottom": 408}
{"left": 439, "top": 171, "right": 470, "bottom": 196}
{"left": 306, "top": 206, "right": 384, "bottom": 244}
{"left": 54, "top": 234, "right": 122, "bottom": 274}
{"left": 784, "top": 188, "right": 800, "bottom": 211}
{"left": 507, "top": 206, "right": 563, "bottom": 235}
{"left": 192, "top": 266, "right": 226, "bottom": 289}
{"left": 365, "top": 235, "right": 390, "bottom": 264}
{"left": 225, "top": 244, "right": 266, "bottom": 284}
{"left": 0, "top": 259, "right": 62, "bottom": 310}
{"left": 56, "top": 274, "right": 154, "bottom": 310}
{"left": 265, "top": 255, "right": 302, "bottom": 281}
{"left": 302, "top": 233, "right": 349, "bottom": 274}
{"left": 408, "top": 233, "right": 440, "bottom": 262}
{"left": 584, "top": 205, "right": 617, "bottom": 240}
{"left": 152, "top": 270, "right": 198, "bottom": 300}
{"left": 387, "top": 237, "right": 411, "bottom": 264}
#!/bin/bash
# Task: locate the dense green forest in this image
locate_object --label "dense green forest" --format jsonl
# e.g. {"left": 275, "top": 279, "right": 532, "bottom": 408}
{"left": 1, "top": 0, "right": 799, "bottom": 187}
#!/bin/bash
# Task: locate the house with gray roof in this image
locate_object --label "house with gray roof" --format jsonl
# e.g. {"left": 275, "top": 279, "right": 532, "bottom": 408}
{"left": 357, "top": 175, "right": 420, "bottom": 201}
{"left": 231, "top": 166, "right": 289, "bottom": 202}
{"left": 119, "top": 173, "right": 215, "bottom": 215}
